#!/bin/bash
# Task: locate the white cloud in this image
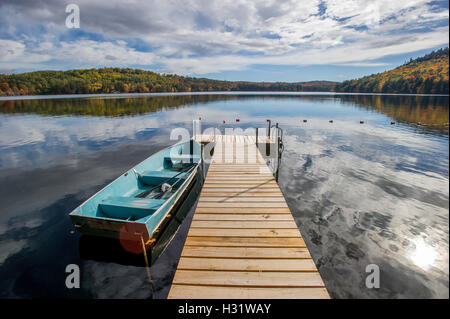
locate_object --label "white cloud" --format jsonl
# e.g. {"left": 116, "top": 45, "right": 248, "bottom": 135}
{"left": 0, "top": 39, "right": 50, "bottom": 67}
{"left": 0, "top": 39, "right": 156, "bottom": 70}
{"left": 0, "top": 0, "right": 448, "bottom": 74}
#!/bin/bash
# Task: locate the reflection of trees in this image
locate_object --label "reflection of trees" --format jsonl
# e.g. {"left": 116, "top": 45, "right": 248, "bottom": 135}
{"left": 1, "top": 94, "right": 448, "bottom": 133}
{"left": 0, "top": 95, "right": 245, "bottom": 117}
{"left": 340, "top": 95, "right": 449, "bottom": 132}
{"left": 0, "top": 94, "right": 354, "bottom": 117}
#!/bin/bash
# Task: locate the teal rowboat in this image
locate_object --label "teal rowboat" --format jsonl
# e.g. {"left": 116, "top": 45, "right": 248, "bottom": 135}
{"left": 69, "top": 140, "right": 202, "bottom": 251}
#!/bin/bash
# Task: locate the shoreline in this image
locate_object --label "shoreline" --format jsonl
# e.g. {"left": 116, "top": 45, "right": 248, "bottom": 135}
{"left": 0, "top": 91, "right": 448, "bottom": 101}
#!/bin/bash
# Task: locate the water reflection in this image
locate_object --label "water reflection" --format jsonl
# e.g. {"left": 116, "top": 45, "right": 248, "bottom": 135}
{"left": 0, "top": 95, "right": 255, "bottom": 117}
{"left": 1, "top": 94, "right": 448, "bottom": 133}
{"left": 278, "top": 122, "right": 448, "bottom": 298}
{"left": 340, "top": 95, "right": 449, "bottom": 132}
{"left": 0, "top": 94, "right": 448, "bottom": 299}
{"left": 409, "top": 238, "right": 438, "bottom": 271}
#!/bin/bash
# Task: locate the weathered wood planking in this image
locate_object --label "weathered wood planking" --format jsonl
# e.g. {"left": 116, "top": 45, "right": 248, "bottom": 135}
{"left": 168, "top": 136, "right": 329, "bottom": 299}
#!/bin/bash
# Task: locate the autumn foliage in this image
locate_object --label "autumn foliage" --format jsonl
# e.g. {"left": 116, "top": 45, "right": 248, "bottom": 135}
{"left": 335, "top": 48, "right": 449, "bottom": 94}
{"left": 0, "top": 68, "right": 335, "bottom": 96}
{"left": 0, "top": 48, "right": 448, "bottom": 96}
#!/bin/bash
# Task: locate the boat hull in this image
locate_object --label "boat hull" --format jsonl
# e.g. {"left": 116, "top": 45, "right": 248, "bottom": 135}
{"left": 76, "top": 165, "right": 203, "bottom": 265}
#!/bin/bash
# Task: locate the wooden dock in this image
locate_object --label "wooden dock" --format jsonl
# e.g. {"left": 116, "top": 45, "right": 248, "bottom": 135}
{"left": 167, "top": 135, "right": 329, "bottom": 299}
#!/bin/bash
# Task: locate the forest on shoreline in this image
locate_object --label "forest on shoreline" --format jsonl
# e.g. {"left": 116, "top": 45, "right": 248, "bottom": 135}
{"left": 0, "top": 69, "right": 336, "bottom": 96}
{"left": 0, "top": 48, "right": 448, "bottom": 96}
{"left": 335, "top": 48, "right": 449, "bottom": 94}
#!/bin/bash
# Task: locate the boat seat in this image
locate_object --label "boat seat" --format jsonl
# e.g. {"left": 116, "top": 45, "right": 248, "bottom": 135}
{"left": 99, "top": 196, "right": 165, "bottom": 220}
{"left": 139, "top": 169, "right": 186, "bottom": 186}
{"left": 164, "top": 155, "right": 200, "bottom": 169}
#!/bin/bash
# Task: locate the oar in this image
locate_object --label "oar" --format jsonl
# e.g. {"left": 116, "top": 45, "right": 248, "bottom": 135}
{"left": 151, "top": 165, "right": 198, "bottom": 199}
{"left": 136, "top": 164, "right": 196, "bottom": 198}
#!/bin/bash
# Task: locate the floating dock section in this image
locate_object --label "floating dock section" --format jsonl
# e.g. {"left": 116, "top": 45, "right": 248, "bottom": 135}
{"left": 168, "top": 134, "right": 329, "bottom": 299}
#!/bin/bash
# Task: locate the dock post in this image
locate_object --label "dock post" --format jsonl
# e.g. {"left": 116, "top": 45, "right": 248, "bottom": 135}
{"left": 255, "top": 127, "right": 258, "bottom": 146}
{"left": 275, "top": 122, "right": 279, "bottom": 142}
{"left": 201, "top": 143, "right": 205, "bottom": 181}
{"left": 193, "top": 119, "right": 202, "bottom": 142}
{"left": 275, "top": 123, "right": 280, "bottom": 182}
{"left": 267, "top": 119, "right": 271, "bottom": 140}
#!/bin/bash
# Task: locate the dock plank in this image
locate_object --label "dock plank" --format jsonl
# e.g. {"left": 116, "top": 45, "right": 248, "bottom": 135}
{"left": 202, "top": 184, "right": 279, "bottom": 188}
{"left": 200, "top": 192, "right": 284, "bottom": 197}
{"left": 177, "top": 257, "right": 318, "bottom": 272}
{"left": 190, "top": 220, "right": 298, "bottom": 229}
{"left": 172, "top": 270, "right": 325, "bottom": 287}
{"left": 193, "top": 213, "right": 294, "bottom": 220}
{"left": 188, "top": 228, "right": 301, "bottom": 237}
{"left": 184, "top": 236, "right": 306, "bottom": 247}
{"left": 194, "top": 207, "right": 292, "bottom": 214}
{"left": 198, "top": 197, "right": 286, "bottom": 202}
{"left": 196, "top": 202, "right": 289, "bottom": 208}
{"left": 181, "top": 246, "right": 312, "bottom": 259}
{"left": 201, "top": 188, "right": 283, "bottom": 193}
{"left": 168, "top": 285, "right": 329, "bottom": 299}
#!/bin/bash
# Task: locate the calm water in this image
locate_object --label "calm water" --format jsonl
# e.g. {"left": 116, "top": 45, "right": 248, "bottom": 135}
{"left": 0, "top": 93, "right": 448, "bottom": 299}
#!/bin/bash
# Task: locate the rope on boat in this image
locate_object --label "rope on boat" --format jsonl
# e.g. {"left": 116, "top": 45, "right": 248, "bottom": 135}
{"left": 140, "top": 235, "right": 155, "bottom": 298}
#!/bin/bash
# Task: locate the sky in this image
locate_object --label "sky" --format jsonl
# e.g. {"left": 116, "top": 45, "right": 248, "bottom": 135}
{"left": 0, "top": 0, "right": 448, "bottom": 82}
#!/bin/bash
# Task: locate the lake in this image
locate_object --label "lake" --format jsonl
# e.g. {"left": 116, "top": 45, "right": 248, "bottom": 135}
{"left": 0, "top": 93, "right": 448, "bottom": 298}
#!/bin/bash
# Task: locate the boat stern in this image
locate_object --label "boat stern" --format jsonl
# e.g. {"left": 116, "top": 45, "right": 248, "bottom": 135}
{"left": 69, "top": 213, "right": 151, "bottom": 244}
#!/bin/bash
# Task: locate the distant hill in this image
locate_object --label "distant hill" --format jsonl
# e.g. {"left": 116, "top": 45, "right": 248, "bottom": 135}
{"left": 0, "top": 68, "right": 336, "bottom": 96}
{"left": 1, "top": 48, "right": 448, "bottom": 96}
{"left": 335, "top": 48, "right": 449, "bottom": 94}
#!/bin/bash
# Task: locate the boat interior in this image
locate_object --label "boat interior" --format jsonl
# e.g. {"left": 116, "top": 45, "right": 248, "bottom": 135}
{"left": 71, "top": 141, "right": 200, "bottom": 223}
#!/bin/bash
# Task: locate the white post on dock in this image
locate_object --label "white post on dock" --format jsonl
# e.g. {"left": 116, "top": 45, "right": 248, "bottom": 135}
{"left": 275, "top": 122, "right": 279, "bottom": 147}
{"left": 201, "top": 143, "right": 205, "bottom": 180}
{"left": 193, "top": 118, "right": 202, "bottom": 141}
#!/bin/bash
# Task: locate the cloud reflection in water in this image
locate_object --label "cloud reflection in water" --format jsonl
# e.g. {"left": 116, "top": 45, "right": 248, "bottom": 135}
{"left": 0, "top": 94, "right": 448, "bottom": 298}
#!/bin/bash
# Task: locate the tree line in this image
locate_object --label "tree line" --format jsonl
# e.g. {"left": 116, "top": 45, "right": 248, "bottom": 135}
{"left": 1, "top": 48, "right": 448, "bottom": 96}
{"left": 0, "top": 68, "right": 336, "bottom": 96}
